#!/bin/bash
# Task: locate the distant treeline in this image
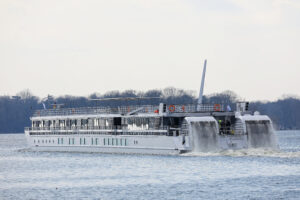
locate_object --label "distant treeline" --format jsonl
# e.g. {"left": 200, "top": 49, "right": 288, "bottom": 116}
{"left": 0, "top": 88, "right": 299, "bottom": 133}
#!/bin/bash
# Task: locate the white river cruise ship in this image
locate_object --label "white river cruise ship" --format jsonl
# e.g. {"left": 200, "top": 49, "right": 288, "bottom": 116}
{"left": 24, "top": 61, "right": 277, "bottom": 154}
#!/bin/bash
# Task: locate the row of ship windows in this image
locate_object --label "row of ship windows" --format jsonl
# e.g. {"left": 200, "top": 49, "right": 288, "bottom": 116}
{"left": 33, "top": 138, "right": 129, "bottom": 146}
{"left": 29, "top": 131, "right": 168, "bottom": 136}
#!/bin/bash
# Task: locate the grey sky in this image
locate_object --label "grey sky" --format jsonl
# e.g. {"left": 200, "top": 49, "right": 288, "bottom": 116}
{"left": 1, "top": 0, "right": 299, "bottom": 101}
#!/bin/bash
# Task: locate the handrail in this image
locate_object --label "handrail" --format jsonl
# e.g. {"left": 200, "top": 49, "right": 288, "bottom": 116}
{"left": 25, "top": 126, "right": 169, "bottom": 131}
{"left": 33, "top": 105, "right": 159, "bottom": 117}
{"left": 32, "top": 104, "right": 225, "bottom": 117}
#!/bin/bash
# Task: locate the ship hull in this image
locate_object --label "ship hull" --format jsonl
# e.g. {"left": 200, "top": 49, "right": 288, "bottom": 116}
{"left": 25, "top": 130, "right": 189, "bottom": 155}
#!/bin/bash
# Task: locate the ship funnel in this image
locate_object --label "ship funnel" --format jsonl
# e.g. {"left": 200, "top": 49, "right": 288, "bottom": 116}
{"left": 197, "top": 59, "right": 207, "bottom": 111}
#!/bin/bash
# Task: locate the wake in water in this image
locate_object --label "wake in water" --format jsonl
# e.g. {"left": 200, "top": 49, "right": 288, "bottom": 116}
{"left": 182, "top": 148, "right": 300, "bottom": 158}
{"left": 246, "top": 121, "right": 277, "bottom": 149}
{"left": 187, "top": 118, "right": 219, "bottom": 152}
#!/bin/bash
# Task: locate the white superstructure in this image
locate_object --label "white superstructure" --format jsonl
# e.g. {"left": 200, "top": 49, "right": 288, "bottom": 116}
{"left": 24, "top": 102, "right": 277, "bottom": 154}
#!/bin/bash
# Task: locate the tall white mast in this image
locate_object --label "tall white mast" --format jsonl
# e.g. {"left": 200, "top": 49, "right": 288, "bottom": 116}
{"left": 197, "top": 59, "right": 207, "bottom": 111}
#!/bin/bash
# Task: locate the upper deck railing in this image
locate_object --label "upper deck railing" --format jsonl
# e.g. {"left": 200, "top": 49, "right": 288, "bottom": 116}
{"left": 33, "top": 105, "right": 159, "bottom": 117}
{"left": 33, "top": 104, "right": 225, "bottom": 117}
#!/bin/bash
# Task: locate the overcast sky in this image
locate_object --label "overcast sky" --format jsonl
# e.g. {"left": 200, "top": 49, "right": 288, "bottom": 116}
{"left": 1, "top": 0, "right": 299, "bottom": 101}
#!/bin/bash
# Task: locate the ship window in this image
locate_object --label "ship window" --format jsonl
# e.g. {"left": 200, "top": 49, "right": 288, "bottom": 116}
{"left": 72, "top": 138, "right": 75, "bottom": 144}
{"left": 45, "top": 140, "right": 47, "bottom": 143}
{"left": 116, "top": 138, "right": 118, "bottom": 146}
{"left": 49, "top": 140, "right": 51, "bottom": 143}
{"left": 69, "top": 138, "right": 71, "bottom": 145}
{"left": 120, "top": 139, "right": 122, "bottom": 146}
{"left": 59, "top": 120, "right": 65, "bottom": 127}
{"left": 94, "top": 119, "right": 99, "bottom": 126}
{"left": 81, "top": 119, "right": 86, "bottom": 127}
{"left": 125, "top": 139, "right": 128, "bottom": 146}
{"left": 113, "top": 117, "right": 122, "bottom": 127}
{"left": 91, "top": 138, "right": 93, "bottom": 145}
{"left": 108, "top": 138, "right": 110, "bottom": 145}
{"left": 61, "top": 138, "right": 63, "bottom": 144}
{"left": 80, "top": 138, "right": 82, "bottom": 145}
{"left": 66, "top": 120, "right": 71, "bottom": 127}
{"left": 58, "top": 138, "right": 60, "bottom": 144}
{"left": 71, "top": 120, "right": 77, "bottom": 127}
{"left": 52, "top": 140, "right": 54, "bottom": 143}
{"left": 112, "top": 138, "right": 114, "bottom": 145}
{"left": 103, "top": 138, "right": 106, "bottom": 145}
{"left": 99, "top": 118, "right": 111, "bottom": 128}
{"left": 95, "top": 138, "right": 98, "bottom": 145}
{"left": 84, "top": 138, "right": 86, "bottom": 145}
{"left": 34, "top": 140, "right": 35, "bottom": 143}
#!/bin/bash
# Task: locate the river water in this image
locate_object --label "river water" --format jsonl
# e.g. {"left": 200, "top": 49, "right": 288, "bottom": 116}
{"left": 0, "top": 131, "right": 300, "bottom": 200}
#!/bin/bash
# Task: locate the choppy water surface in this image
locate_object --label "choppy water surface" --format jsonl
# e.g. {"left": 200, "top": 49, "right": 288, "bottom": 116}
{"left": 0, "top": 131, "right": 300, "bottom": 200}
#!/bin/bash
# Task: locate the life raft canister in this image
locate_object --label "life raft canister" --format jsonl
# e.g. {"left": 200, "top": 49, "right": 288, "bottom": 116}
{"left": 181, "top": 105, "right": 185, "bottom": 112}
{"left": 214, "top": 104, "right": 221, "bottom": 111}
{"left": 169, "top": 105, "right": 176, "bottom": 112}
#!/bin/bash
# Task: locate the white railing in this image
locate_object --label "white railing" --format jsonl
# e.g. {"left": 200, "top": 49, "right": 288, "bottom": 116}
{"left": 33, "top": 105, "right": 159, "bottom": 117}
{"left": 33, "top": 104, "right": 225, "bottom": 117}
{"left": 25, "top": 126, "right": 169, "bottom": 131}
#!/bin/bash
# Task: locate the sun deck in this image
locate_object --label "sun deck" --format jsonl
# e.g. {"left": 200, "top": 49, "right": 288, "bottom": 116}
{"left": 33, "top": 104, "right": 225, "bottom": 117}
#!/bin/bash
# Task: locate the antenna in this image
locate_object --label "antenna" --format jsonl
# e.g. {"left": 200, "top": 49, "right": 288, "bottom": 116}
{"left": 40, "top": 94, "right": 54, "bottom": 110}
{"left": 197, "top": 59, "right": 207, "bottom": 111}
